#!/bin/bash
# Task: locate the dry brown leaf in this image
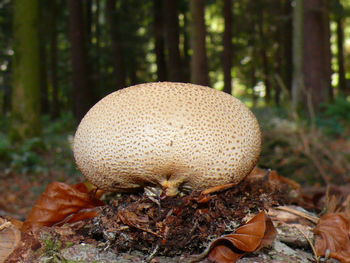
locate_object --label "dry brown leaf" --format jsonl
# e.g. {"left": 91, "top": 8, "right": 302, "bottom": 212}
{"left": 22, "top": 182, "right": 105, "bottom": 232}
{"left": 247, "top": 167, "right": 300, "bottom": 192}
{"left": 118, "top": 209, "right": 162, "bottom": 237}
{"left": 314, "top": 213, "right": 350, "bottom": 263}
{"left": 190, "top": 211, "right": 277, "bottom": 263}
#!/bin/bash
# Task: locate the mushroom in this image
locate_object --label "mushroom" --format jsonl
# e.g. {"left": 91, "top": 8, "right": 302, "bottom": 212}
{"left": 73, "top": 82, "right": 261, "bottom": 196}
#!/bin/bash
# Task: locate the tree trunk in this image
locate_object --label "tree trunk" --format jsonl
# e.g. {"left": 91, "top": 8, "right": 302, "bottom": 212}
{"left": 39, "top": 30, "right": 49, "bottom": 114}
{"left": 336, "top": 16, "right": 346, "bottom": 94}
{"left": 68, "top": 0, "right": 95, "bottom": 121}
{"left": 84, "top": 0, "right": 93, "bottom": 45}
{"left": 223, "top": 0, "right": 233, "bottom": 94}
{"left": 93, "top": 0, "right": 102, "bottom": 93}
{"left": 106, "top": 0, "right": 127, "bottom": 90}
{"left": 282, "top": 0, "right": 293, "bottom": 93}
{"left": 49, "top": 0, "right": 60, "bottom": 119}
{"left": 257, "top": 4, "right": 271, "bottom": 104}
{"left": 190, "top": 0, "right": 209, "bottom": 86}
{"left": 38, "top": 0, "right": 49, "bottom": 115}
{"left": 251, "top": 47, "right": 258, "bottom": 107}
{"left": 182, "top": 12, "right": 191, "bottom": 82}
{"left": 163, "top": 0, "right": 183, "bottom": 82}
{"left": 303, "top": 0, "right": 331, "bottom": 112}
{"left": 291, "top": 0, "right": 304, "bottom": 110}
{"left": 11, "top": 0, "right": 41, "bottom": 140}
{"left": 153, "top": 0, "right": 167, "bottom": 81}
{"left": 275, "top": 0, "right": 292, "bottom": 105}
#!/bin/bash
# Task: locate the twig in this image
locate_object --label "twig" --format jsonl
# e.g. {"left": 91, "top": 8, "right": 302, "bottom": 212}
{"left": 275, "top": 206, "right": 319, "bottom": 224}
{"left": 145, "top": 244, "right": 160, "bottom": 262}
{"left": 201, "top": 183, "right": 236, "bottom": 195}
{"left": 297, "top": 129, "right": 329, "bottom": 184}
{"left": 295, "top": 225, "right": 320, "bottom": 263}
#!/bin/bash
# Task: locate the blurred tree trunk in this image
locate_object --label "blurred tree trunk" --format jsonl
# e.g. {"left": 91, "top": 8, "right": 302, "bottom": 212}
{"left": 281, "top": 0, "right": 293, "bottom": 93}
{"left": 182, "top": 12, "right": 191, "bottom": 82}
{"left": 223, "top": 0, "right": 233, "bottom": 94}
{"left": 38, "top": 0, "right": 49, "bottom": 115}
{"left": 106, "top": 0, "right": 126, "bottom": 90}
{"left": 11, "top": 0, "right": 41, "bottom": 140}
{"left": 153, "top": 0, "right": 167, "bottom": 81}
{"left": 84, "top": 0, "right": 98, "bottom": 95}
{"left": 49, "top": 0, "right": 60, "bottom": 119}
{"left": 303, "top": 0, "right": 331, "bottom": 112}
{"left": 39, "top": 33, "right": 49, "bottom": 114}
{"left": 275, "top": 0, "right": 293, "bottom": 105}
{"left": 93, "top": 0, "right": 102, "bottom": 92}
{"left": 163, "top": 0, "right": 183, "bottom": 81}
{"left": 336, "top": 15, "right": 347, "bottom": 94}
{"left": 84, "top": 0, "right": 93, "bottom": 45}
{"left": 190, "top": 0, "right": 209, "bottom": 86}
{"left": 68, "top": 0, "right": 95, "bottom": 121}
{"left": 38, "top": 0, "right": 49, "bottom": 114}
{"left": 251, "top": 48, "right": 258, "bottom": 107}
{"left": 257, "top": 3, "right": 271, "bottom": 104}
{"left": 292, "top": 0, "right": 304, "bottom": 110}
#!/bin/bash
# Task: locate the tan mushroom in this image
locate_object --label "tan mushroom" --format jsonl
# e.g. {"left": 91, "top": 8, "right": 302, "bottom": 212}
{"left": 73, "top": 82, "right": 261, "bottom": 196}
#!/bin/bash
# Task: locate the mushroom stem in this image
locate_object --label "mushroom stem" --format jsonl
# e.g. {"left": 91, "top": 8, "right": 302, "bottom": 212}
{"left": 160, "top": 178, "right": 186, "bottom": 197}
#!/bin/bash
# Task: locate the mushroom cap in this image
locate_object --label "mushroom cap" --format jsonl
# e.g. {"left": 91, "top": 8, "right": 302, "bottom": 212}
{"left": 73, "top": 82, "right": 261, "bottom": 195}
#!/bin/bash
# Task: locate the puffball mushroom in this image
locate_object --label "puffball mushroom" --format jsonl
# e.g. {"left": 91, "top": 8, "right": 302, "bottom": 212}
{"left": 73, "top": 82, "right": 261, "bottom": 196}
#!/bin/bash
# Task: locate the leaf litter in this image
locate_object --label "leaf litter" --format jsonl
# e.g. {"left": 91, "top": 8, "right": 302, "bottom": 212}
{"left": 11, "top": 167, "right": 350, "bottom": 263}
{"left": 4, "top": 167, "right": 294, "bottom": 262}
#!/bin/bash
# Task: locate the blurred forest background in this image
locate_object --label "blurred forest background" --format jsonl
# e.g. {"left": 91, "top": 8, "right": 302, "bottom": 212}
{"left": 1, "top": 0, "right": 350, "bottom": 216}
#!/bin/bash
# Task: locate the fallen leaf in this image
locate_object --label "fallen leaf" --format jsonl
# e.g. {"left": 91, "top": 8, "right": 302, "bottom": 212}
{"left": 118, "top": 209, "right": 162, "bottom": 237}
{"left": 190, "top": 211, "right": 277, "bottom": 263}
{"left": 247, "top": 167, "right": 300, "bottom": 192}
{"left": 314, "top": 213, "right": 350, "bottom": 263}
{"left": 22, "top": 182, "right": 105, "bottom": 232}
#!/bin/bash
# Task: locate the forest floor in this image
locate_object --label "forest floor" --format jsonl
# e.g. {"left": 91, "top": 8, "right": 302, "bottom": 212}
{"left": 2, "top": 166, "right": 350, "bottom": 263}
{"left": 0, "top": 171, "right": 81, "bottom": 220}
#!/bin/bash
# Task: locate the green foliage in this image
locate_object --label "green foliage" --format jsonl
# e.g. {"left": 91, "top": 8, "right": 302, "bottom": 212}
{"left": 0, "top": 113, "right": 76, "bottom": 175}
{"left": 316, "top": 96, "right": 350, "bottom": 136}
{"left": 324, "top": 96, "right": 350, "bottom": 122}
{"left": 8, "top": 138, "right": 45, "bottom": 174}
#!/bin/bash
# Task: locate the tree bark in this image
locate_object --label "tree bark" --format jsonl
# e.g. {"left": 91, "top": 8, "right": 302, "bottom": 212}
{"left": 163, "top": 0, "right": 183, "bottom": 82}
{"left": 275, "top": 0, "right": 293, "bottom": 105}
{"left": 182, "top": 12, "right": 191, "bottom": 82}
{"left": 106, "top": 0, "right": 127, "bottom": 90}
{"left": 303, "top": 0, "right": 331, "bottom": 111}
{"left": 223, "top": 0, "right": 233, "bottom": 94}
{"left": 153, "top": 0, "right": 167, "bottom": 81}
{"left": 11, "top": 0, "right": 41, "bottom": 140}
{"left": 38, "top": 0, "right": 49, "bottom": 115}
{"left": 68, "top": 0, "right": 95, "bottom": 121}
{"left": 39, "top": 29, "right": 49, "bottom": 114}
{"left": 257, "top": 3, "right": 271, "bottom": 104}
{"left": 49, "top": 0, "right": 60, "bottom": 119}
{"left": 251, "top": 47, "right": 258, "bottom": 107}
{"left": 291, "top": 0, "right": 304, "bottom": 110}
{"left": 93, "top": 0, "right": 102, "bottom": 93}
{"left": 84, "top": 0, "right": 93, "bottom": 46}
{"left": 282, "top": 0, "right": 293, "bottom": 93}
{"left": 336, "top": 16, "right": 347, "bottom": 94}
{"left": 190, "top": 0, "right": 209, "bottom": 86}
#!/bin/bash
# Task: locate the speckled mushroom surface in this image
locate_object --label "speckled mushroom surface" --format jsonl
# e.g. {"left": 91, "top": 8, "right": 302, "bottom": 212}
{"left": 73, "top": 82, "right": 261, "bottom": 196}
